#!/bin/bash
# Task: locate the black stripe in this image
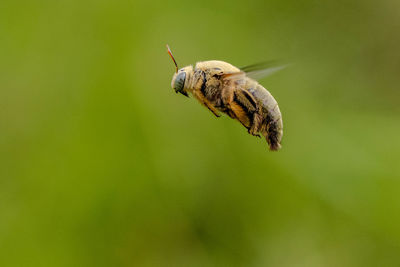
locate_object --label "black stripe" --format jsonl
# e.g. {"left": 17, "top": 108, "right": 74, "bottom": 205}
{"left": 233, "top": 92, "right": 252, "bottom": 118}
{"left": 200, "top": 71, "right": 207, "bottom": 96}
{"left": 243, "top": 90, "right": 257, "bottom": 108}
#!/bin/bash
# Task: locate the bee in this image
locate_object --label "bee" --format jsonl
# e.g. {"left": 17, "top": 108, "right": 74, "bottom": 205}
{"left": 167, "top": 45, "right": 285, "bottom": 151}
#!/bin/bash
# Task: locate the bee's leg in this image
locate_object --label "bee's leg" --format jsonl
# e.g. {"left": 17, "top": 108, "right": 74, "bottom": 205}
{"left": 226, "top": 88, "right": 262, "bottom": 136}
{"left": 221, "top": 85, "right": 259, "bottom": 136}
{"left": 249, "top": 112, "right": 263, "bottom": 137}
{"left": 221, "top": 86, "right": 250, "bottom": 127}
{"left": 206, "top": 105, "right": 221, "bottom": 118}
{"left": 221, "top": 85, "right": 243, "bottom": 121}
{"left": 236, "top": 90, "right": 263, "bottom": 137}
{"left": 192, "top": 90, "right": 221, "bottom": 118}
{"left": 221, "top": 84, "right": 235, "bottom": 108}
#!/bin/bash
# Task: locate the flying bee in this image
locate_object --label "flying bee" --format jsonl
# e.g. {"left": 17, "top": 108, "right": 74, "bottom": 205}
{"left": 167, "top": 45, "right": 285, "bottom": 151}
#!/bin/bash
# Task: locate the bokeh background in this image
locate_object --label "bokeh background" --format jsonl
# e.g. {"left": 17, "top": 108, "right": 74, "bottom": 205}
{"left": 1, "top": 0, "right": 400, "bottom": 266}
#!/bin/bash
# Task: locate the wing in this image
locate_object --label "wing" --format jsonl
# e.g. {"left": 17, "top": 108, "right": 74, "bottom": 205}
{"left": 240, "top": 61, "right": 289, "bottom": 81}
{"left": 219, "top": 61, "right": 289, "bottom": 82}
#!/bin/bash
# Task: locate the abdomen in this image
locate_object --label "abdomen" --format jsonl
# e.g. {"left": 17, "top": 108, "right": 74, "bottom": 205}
{"left": 246, "top": 80, "right": 283, "bottom": 150}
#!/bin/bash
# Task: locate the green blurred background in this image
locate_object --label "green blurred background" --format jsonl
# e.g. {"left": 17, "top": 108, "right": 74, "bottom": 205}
{"left": 1, "top": 0, "right": 400, "bottom": 266}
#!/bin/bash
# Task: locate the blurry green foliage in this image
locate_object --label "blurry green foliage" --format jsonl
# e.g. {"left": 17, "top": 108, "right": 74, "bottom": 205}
{"left": 1, "top": 0, "right": 400, "bottom": 266}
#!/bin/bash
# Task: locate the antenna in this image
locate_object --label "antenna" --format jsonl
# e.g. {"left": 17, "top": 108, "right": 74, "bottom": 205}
{"left": 166, "top": 44, "right": 178, "bottom": 73}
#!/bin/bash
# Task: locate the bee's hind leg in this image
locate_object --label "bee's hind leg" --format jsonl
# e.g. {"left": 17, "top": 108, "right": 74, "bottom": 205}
{"left": 248, "top": 128, "right": 261, "bottom": 138}
{"left": 248, "top": 111, "right": 263, "bottom": 138}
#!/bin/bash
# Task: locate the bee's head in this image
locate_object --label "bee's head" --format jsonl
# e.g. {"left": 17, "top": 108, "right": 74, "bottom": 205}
{"left": 170, "top": 66, "right": 193, "bottom": 97}
{"left": 167, "top": 45, "right": 192, "bottom": 97}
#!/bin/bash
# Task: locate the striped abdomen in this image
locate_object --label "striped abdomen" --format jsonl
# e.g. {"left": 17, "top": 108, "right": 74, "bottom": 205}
{"left": 247, "top": 81, "right": 283, "bottom": 150}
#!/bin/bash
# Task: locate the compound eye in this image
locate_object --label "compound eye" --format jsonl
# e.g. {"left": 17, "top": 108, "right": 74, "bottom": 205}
{"left": 174, "top": 72, "right": 186, "bottom": 91}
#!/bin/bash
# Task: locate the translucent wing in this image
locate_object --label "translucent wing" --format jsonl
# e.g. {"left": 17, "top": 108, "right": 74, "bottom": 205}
{"left": 240, "top": 61, "right": 289, "bottom": 81}
{"left": 239, "top": 60, "right": 281, "bottom": 72}
{"left": 220, "top": 61, "right": 289, "bottom": 82}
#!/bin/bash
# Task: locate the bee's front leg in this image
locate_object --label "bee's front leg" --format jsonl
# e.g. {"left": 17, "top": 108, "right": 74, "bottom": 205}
{"left": 192, "top": 90, "right": 221, "bottom": 118}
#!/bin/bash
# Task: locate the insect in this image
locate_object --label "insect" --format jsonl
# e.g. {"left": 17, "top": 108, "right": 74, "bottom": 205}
{"left": 167, "top": 45, "right": 285, "bottom": 151}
